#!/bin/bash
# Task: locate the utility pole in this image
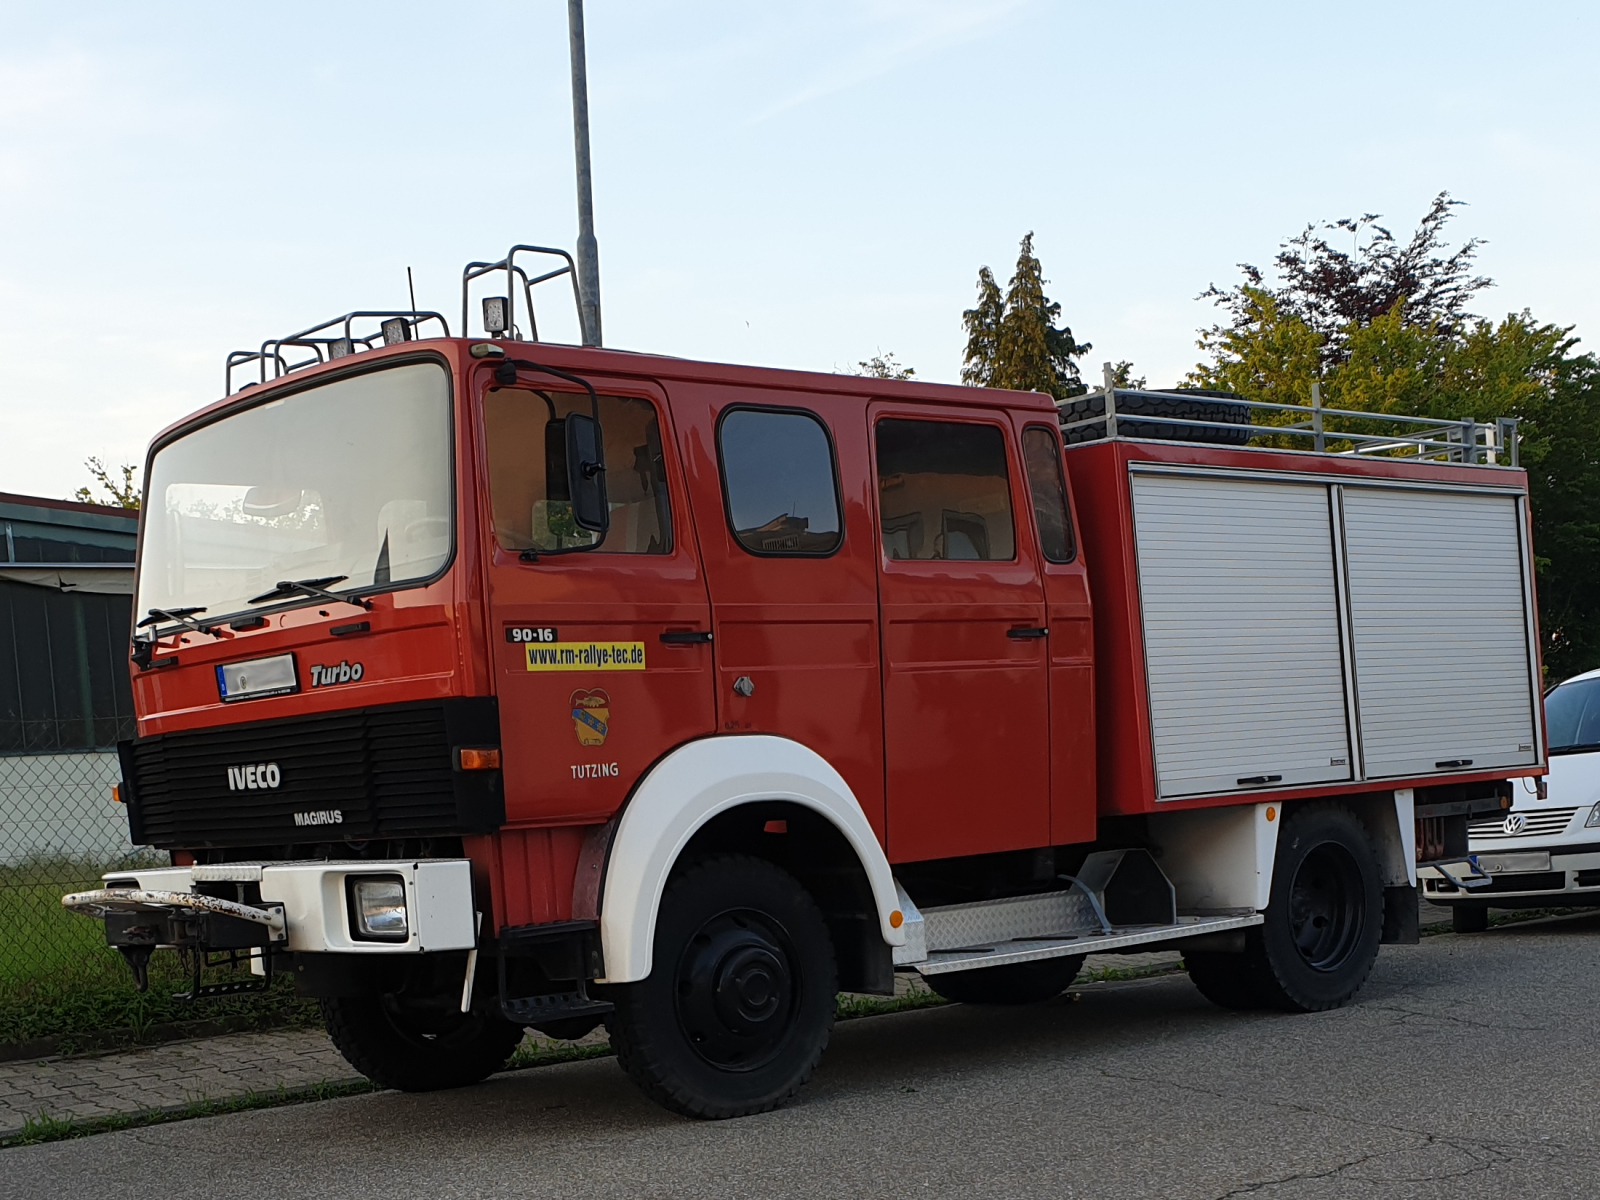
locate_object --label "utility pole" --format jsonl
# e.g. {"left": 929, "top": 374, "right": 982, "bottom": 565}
{"left": 568, "top": 0, "right": 602, "bottom": 347}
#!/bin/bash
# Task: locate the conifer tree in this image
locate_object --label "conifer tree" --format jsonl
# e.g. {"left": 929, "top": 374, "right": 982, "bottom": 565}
{"left": 962, "top": 233, "right": 1089, "bottom": 399}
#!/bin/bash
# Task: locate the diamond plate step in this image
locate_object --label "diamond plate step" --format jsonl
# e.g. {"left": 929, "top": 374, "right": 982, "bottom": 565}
{"left": 913, "top": 912, "right": 1263, "bottom": 975}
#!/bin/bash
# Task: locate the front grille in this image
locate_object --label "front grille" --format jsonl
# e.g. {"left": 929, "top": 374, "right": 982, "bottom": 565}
{"left": 1468, "top": 808, "right": 1578, "bottom": 842}
{"left": 122, "top": 698, "right": 501, "bottom": 850}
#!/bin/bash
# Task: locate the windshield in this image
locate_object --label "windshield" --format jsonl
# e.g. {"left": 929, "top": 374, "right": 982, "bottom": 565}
{"left": 137, "top": 361, "right": 453, "bottom": 629}
{"left": 1546, "top": 674, "right": 1600, "bottom": 753}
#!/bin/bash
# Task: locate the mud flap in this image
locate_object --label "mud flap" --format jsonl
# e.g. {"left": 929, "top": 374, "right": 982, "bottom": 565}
{"left": 1381, "top": 884, "right": 1420, "bottom": 944}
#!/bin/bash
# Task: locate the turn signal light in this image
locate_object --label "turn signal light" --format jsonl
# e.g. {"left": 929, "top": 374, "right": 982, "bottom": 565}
{"left": 457, "top": 747, "right": 501, "bottom": 771}
{"left": 111, "top": 784, "right": 125, "bottom": 805}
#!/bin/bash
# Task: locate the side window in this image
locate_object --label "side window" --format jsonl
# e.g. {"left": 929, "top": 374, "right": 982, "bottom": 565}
{"left": 718, "top": 408, "right": 842, "bottom": 555}
{"left": 484, "top": 389, "right": 672, "bottom": 554}
{"left": 1022, "top": 426, "right": 1076, "bottom": 563}
{"left": 874, "top": 419, "right": 1015, "bottom": 561}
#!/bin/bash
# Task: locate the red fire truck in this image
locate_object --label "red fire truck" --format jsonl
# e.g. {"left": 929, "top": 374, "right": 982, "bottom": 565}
{"left": 66, "top": 246, "right": 1539, "bottom": 1118}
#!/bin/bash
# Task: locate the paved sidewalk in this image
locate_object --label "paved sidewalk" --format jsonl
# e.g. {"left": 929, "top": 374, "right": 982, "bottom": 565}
{"left": 0, "top": 1026, "right": 355, "bottom": 1136}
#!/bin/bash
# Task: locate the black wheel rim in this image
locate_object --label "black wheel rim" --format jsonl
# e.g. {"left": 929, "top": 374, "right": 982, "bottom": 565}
{"left": 1288, "top": 841, "right": 1364, "bottom": 971}
{"left": 674, "top": 907, "right": 799, "bottom": 1072}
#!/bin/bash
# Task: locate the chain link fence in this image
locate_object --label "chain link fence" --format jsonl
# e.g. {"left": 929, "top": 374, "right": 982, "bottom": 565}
{"left": 0, "top": 740, "right": 154, "bottom": 984}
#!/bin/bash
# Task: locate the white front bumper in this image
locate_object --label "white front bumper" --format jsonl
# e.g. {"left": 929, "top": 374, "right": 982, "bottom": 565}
{"left": 103, "top": 859, "right": 477, "bottom": 954}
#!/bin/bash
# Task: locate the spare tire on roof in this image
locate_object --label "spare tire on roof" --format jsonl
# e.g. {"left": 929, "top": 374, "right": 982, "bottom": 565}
{"left": 1059, "top": 387, "right": 1252, "bottom": 446}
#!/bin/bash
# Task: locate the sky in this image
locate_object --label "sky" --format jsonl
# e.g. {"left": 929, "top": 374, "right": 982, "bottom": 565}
{"left": 2, "top": 1, "right": 1596, "bottom": 500}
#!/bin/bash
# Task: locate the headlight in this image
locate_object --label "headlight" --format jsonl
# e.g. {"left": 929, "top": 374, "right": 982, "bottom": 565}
{"left": 1586, "top": 802, "right": 1600, "bottom": 829}
{"left": 348, "top": 876, "right": 408, "bottom": 941}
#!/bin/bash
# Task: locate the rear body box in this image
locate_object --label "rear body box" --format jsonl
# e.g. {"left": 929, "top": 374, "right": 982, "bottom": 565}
{"left": 1064, "top": 438, "right": 1544, "bottom": 816}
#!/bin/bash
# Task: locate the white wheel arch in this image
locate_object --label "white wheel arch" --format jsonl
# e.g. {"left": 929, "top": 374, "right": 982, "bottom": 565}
{"left": 596, "top": 735, "right": 905, "bottom": 984}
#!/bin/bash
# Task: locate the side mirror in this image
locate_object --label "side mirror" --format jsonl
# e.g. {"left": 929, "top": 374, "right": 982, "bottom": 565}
{"left": 565, "top": 412, "right": 609, "bottom": 534}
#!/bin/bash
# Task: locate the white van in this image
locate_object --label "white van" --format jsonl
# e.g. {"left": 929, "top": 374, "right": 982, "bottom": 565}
{"left": 1422, "top": 667, "right": 1600, "bottom": 931}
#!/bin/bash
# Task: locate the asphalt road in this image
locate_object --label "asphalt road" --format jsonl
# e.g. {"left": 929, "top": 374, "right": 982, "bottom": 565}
{"left": 8, "top": 915, "right": 1599, "bottom": 1200}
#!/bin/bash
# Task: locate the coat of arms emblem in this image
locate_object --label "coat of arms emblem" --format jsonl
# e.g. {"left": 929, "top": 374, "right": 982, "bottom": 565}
{"left": 570, "top": 688, "right": 610, "bottom": 746}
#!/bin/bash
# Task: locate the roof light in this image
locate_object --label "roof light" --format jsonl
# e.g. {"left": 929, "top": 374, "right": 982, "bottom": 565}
{"left": 380, "top": 317, "right": 411, "bottom": 346}
{"left": 328, "top": 337, "right": 354, "bottom": 359}
{"left": 469, "top": 343, "right": 505, "bottom": 359}
{"left": 481, "top": 296, "right": 509, "bottom": 335}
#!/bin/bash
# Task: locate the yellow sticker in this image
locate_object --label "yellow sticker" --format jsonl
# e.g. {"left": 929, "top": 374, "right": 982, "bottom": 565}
{"left": 525, "top": 641, "right": 647, "bottom": 672}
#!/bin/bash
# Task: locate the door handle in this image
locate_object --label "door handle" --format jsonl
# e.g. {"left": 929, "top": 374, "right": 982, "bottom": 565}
{"left": 1007, "top": 627, "right": 1049, "bottom": 639}
{"left": 660, "top": 630, "right": 713, "bottom": 644}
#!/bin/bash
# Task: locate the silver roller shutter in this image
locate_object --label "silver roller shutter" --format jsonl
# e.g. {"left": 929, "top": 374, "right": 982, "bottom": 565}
{"left": 1132, "top": 473, "right": 1353, "bottom": 799}
{"left": 1341, "top": 486, "right": 1538, "bottom": 778}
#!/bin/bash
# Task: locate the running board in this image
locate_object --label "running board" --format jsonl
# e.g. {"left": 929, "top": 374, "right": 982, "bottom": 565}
{"left": 891, "top": 849, "right": 1263, "bottom": 976}
{"left": 914, "top": 912, "right": 1263, "bottom": 975}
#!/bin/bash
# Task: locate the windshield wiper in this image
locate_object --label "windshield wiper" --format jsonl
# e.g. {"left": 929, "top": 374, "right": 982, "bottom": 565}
{"left": 137, "top": 606, "right": 210, "bottom": 634}
{"left": 248, "top": 575, "right": 373, "bottom": 611}
{"left": 1550, "top": 742, "right": 1600, "bottom": 757}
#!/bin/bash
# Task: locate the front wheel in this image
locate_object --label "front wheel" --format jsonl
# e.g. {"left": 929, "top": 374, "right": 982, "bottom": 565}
{"left": 607, "top": 854, "right": 837, "bottom": 1119}
{"left": 321, "top": 994, "right": 525, "bottom": 1092}
{"left": 1188, "top": 801, "right": 1384, "bottom": 1013}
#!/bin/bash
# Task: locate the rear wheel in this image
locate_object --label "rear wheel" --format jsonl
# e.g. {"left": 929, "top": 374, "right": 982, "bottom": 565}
{"left": 606, "top": 854, "right": 837, "bottom": 1120}
{"left": 1188, "top": 802, "right": 1384, "bottom": 1013}
{"left": 924, "top": 955, "right": 1084, "bottom": 1004}
{"left": 1452, "top": 902, "right": 1490, "bottom": 934}
{"left": 321, "top": 994, "right": 525, "bottom": 1092}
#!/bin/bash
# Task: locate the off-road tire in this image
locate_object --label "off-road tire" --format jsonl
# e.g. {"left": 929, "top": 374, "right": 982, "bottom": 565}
{"left": 1184, "top": 949, "right": 1271, "bottom": 1010}
{"left": 1452, "top": 902, "right": 1490, "bottom": 934}
{"left": 1059, "top": 388, "right": 1251, "bottom": 446}
{"left": 606, "top": 854, "right": 836, "bottom": 1120}
{"left": 321, "top": 995, "right": 525, "bottom": 1092}
{"left": 924, "top": 955, "right": 1085, "bottom": 1004}
{"left": 1187, "top": 801, "right": 1384, "bottom": 1014}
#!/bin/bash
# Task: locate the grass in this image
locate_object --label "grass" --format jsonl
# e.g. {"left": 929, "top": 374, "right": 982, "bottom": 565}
{"left": 0, "top": 1079, "right": 381, "bottom": 1148}
{"left": 0, "top": 859, "right": 318, "bottom": 1055}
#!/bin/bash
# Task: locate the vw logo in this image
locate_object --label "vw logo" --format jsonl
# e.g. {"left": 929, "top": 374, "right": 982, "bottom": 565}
{"left": 1503, "top": 813, "right": 1527, "bottom": 835}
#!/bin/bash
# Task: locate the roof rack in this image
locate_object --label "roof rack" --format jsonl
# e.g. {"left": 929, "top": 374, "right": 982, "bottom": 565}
{"left": 460, "top": 244, "right": 583, "bottom": 345}
{"left": 225, "top": 310, "right": 449, "bottom": 396}
{"left": 222, "top": 242, "right": 586, "bottom": 396}
{"left": 1063, "top": 363, "right": 1519, "bottom": 468}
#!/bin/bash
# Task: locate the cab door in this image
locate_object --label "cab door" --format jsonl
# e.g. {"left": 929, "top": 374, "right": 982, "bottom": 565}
{"left": 671, "top": 387, "right": 886, "bottom": 842}
{"left": 479, "top": 377, "right": 715, "bottom": 826}
{"left": 872, "top": 407, "right": 1051, "bottom": 862}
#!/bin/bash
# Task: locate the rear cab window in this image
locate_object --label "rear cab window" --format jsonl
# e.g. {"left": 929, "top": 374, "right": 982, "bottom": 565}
{"left": 717, "top": 408, "right": 843, "bottom": 556}
{"left": 874, "top": 418, "right": 1015, "bottom": 561}
{"left": 1021, "top": 425, "right": 1077, "bottom": 563}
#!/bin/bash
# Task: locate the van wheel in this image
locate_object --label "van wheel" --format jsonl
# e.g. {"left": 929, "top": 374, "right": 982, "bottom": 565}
{"left": 321, "top": 995, "right": 525, "bottom": 1092}
{"left": 606, "top": 854, "right": 836, "bottom": 1120}
{"left": 1188, "top": 802, "right": 1383, "bottom": 1013}
{"left": 1452, "top": 903, "right": 1490, "bottom": 934}
{"left": 924, "top": 955, "right": 1084, "bottom": 1004}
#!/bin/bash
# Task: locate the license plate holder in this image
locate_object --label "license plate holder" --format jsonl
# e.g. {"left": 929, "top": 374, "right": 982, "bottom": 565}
{"left": 1475, "top": 851, "right": 1552, "bottom": 874}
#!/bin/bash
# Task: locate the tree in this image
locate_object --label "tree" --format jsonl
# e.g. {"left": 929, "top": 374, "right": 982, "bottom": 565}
{"left": 73, "top": 457, "right": 140, "bottom": 509}
{"left": 962, "top": 233, "right": 1090, "bottom": 399}
{"left": 1188, "top": 197, "right": 1600, "bottom": 678}
{"left": 1201, "top": 192, "right": 1493, "bottom": 370}
{"left": 855, "top": 352, "right": 915, "bottom": 380}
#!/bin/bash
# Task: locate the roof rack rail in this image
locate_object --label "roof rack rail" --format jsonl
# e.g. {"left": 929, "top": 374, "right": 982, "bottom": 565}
{"left": 460, "top": 244, "right": 582, "bottom": 345}
{"left": 225, "top": 310, "right": 449, "bottom": 396}
{"left": 1062, "top": 363, "right": 1519, "bottom": 468}
{"left": 221, "top": 241, "right": 586, "bottom": 397}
